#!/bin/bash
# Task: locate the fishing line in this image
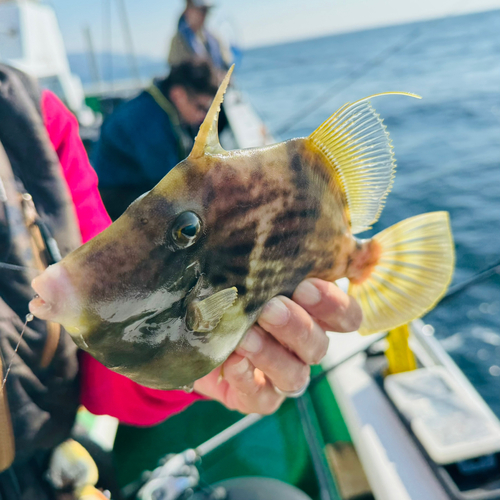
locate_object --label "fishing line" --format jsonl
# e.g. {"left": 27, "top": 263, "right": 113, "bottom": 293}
{"left": 271, "top": 0, "right": 473, "bottom": 139}
{"left": 120, "top": 256, "right": 500, "bottom": 495}
{"left": 0, "top": 314, "right": 34, "bottom": 392}
{"left": 1, "top": 254, "right": 498, "bottom": 390}
{"left": 0, "top": 262, "right": 41, "bottom": 274}
{"left": 274, "top": 26, "right": 422, "bottom": 137}
{"left": 115, "top": 0, "right": 141, "bottom": 83}
{"left": 440, "top": 257, "right": 500, "bottom": 302}
{"left": 310, "top": 333, "right": 388, "bottom": 386}
{"left": 311, "top": 257, "right": 500, "bottom": 384}
{"left": 296, "top": 393, "right": 341, "bottom": 500}
{"left": 103, "top": 0, "right": 113, "bottom": 86}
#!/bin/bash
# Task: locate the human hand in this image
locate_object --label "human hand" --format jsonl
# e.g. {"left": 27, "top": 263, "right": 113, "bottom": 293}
{"left": 193, "top": 278, "right": 362, "bottom": 415}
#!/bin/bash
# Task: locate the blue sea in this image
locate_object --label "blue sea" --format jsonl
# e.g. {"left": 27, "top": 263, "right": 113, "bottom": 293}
{"left": 235, "top": 10, "right": 500, "bottom": 414}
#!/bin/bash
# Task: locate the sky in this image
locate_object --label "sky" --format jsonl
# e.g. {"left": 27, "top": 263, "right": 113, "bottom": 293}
{"left": 48, "top": 0, "right": 500, "bottom": 58}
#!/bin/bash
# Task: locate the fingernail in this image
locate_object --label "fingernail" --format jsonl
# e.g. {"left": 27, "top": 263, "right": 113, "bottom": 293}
{"left": 233, "top": 357, "right": 250, "bottom": 374}
{"left": 260, "top": 298, "right": 290, "bottom": 326}
{"left": 239, "top": 328, "right": 263, "bottom": 353}
{"left": 294, "top": 280, "right": 321, "bottom": 306}
{"left": 339, "top": 316, "right": 358, "bottom": 333}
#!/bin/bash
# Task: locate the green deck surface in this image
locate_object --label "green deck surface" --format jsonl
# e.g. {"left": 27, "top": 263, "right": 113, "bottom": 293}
{"left": 113, "top": 366, "right": 351, "bottom": 498}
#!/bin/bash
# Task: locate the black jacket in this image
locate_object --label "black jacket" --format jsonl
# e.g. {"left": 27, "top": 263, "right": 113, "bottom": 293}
{"left": 0, "top": 65, "right": 81, "bottom": 499}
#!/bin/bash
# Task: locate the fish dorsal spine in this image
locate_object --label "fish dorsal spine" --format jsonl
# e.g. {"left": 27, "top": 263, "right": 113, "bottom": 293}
{"left": 308, "top": 92, "right": 421, "bottom": 234}
{"left": 190, "top": 65, "right": 235, "bottom": 159}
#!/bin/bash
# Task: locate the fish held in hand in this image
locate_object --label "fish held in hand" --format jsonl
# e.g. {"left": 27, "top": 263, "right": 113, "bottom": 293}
{"left": 29, "top": 66, "right": 455, "bottom": 389}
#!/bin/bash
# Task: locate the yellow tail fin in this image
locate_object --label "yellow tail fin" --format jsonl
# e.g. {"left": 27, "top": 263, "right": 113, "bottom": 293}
{"left": 349, "top": 212, "right": 454, "bottom": 335}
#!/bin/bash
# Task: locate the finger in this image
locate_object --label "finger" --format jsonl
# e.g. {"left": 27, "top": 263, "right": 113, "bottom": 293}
{"left": 222, "top": 353, "right": 284, "bottom": 415}
{"left": 292, "top": 278, "right": 362, "bottom": 333}
{"left": 222, "top": 354, "right": 261, "bottom": 397}
{"left": 257, "top": 296, "right": 329, "bottom": 365}
{"left": 236, "top": 326, "right": 311, "bottom": 393}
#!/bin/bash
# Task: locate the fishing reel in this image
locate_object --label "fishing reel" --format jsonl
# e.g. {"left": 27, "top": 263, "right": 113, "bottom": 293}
{"left": 134, "top": 448, "right": 229, "bottom": 500}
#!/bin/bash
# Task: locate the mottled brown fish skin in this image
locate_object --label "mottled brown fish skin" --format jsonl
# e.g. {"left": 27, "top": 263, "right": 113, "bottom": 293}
{"left": 199, "top": 139, "right": 354, "bottom": 315}
{"left": 58, "top": 138, "right": 359, "bottom": 389}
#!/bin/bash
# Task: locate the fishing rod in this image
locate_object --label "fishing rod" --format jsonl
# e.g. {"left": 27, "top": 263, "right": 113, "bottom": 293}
{"left": 115, "top": 0, "right": 141, "bottom": 84}
{"left": 271, "top": 0, "right": 473, "bottom": 139}
{"left": 440, "top": 257, "right": 500, "bottom": 302}
{"left": 274, "top": 26, "right": 422, "bottom": 137}
{"left": 119, "top": 256, "right": 500, "bottom": 498}
{"left": 129, "top": 253, "right": 500, "bottom": 498}
{"left": 312, "top": 256, "right": 500, "bottom": 384}
{"left": 125, "top": 342, "right": 375, "bottom": 500}
{"left": 1, "top": 246, "right": 499, "bottom": 390}
{"left": 296, "top": 393, "right": 342, "bottom": 500}
{"left": 310, "top": 333, "right": 387, "bottom": 386}
{"left": 122, "top": 415, "right": 266, "bottom": 499}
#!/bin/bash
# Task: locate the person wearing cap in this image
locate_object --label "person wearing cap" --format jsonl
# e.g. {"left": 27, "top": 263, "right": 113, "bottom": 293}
{"left": 93, "top": 60, "right": 219, "bottom": 221}
{"left": 168, "top": 0, "right": 232, "bottom": 76}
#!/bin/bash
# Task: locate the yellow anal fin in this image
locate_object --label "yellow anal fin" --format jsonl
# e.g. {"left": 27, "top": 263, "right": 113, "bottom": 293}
{"left": 349, "top": 212, "right": 454, "bottom": 335}
{"left": 308, "top": 92, "right": 420, "bottom": 234}
{"left": 187, "top": 287, "right": 238, "bottom": 333}
{"left": 385, "top": 324, "right": 417, "bottom": 375}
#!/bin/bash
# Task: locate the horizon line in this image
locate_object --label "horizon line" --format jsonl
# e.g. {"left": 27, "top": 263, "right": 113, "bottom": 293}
{"left": 67, "top": 6, "right": 500, "bottom": 58}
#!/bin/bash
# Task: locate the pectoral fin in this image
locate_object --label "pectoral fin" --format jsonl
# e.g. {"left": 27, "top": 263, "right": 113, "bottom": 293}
{"left": 187, "top": 287, "right": 238, "bottom": 333}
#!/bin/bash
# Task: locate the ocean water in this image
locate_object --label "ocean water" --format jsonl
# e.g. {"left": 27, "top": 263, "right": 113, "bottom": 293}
{"left": 236, "top": 11, "right": 500, "bottom": 415}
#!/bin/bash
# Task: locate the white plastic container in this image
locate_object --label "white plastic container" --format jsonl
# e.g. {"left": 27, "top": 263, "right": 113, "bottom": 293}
{"left": 385, "top": 367, "right": 500, "bottom": 465}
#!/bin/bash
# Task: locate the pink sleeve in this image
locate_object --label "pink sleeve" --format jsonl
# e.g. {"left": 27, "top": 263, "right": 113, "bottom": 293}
{"left": 78, "top": 354, "right": 203, "bottom": 426}
{"left": 42, "top": 90, "right": 203, "bottom": 426}
{"left": 42, "top": 91, "right": 111, "bottom": 244}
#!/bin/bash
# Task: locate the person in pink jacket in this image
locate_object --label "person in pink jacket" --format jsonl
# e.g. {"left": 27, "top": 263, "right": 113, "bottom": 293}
{"left": 43, "top": 90, "right": 362, "bottom": 426}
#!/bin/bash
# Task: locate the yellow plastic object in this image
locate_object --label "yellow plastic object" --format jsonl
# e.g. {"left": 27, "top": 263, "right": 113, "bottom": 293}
{"left": 385, "top": 324, "right": 417, "bottom": 375}
{"left": 0, "top": 356, "right": 16, "bottom": 472}
{"left": 78, "top": 485, "right": 109, "bottom": 499}
{"left": 0, "top": 362, "right": 15, "bottom": 472}
{"left": 47, "top": 439, "right": 99, "bottom": 494}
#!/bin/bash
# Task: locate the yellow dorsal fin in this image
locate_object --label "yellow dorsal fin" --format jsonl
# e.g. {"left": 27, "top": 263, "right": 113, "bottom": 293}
{"left": 190, "top": 65, "right": 234, "bottom": 159}
{"left": 308, "top": 92, "right": 421, "bottom": 234}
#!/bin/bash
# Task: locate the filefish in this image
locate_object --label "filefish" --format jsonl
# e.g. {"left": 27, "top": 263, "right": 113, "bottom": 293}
{"left": 29, "top": 67, "right": 454, "bottom": 390}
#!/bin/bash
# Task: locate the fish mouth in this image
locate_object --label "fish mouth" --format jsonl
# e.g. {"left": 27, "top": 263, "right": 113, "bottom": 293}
{"left": 29, "top": 293, "right": 52, "bottom": 318}
{"left": 29, "top": 263, "right": 80, "bottom": 327}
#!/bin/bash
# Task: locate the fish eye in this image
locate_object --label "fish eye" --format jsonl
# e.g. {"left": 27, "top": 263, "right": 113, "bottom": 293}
{"left": 171, "top": 211, "right": 202, "bottom": 248}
